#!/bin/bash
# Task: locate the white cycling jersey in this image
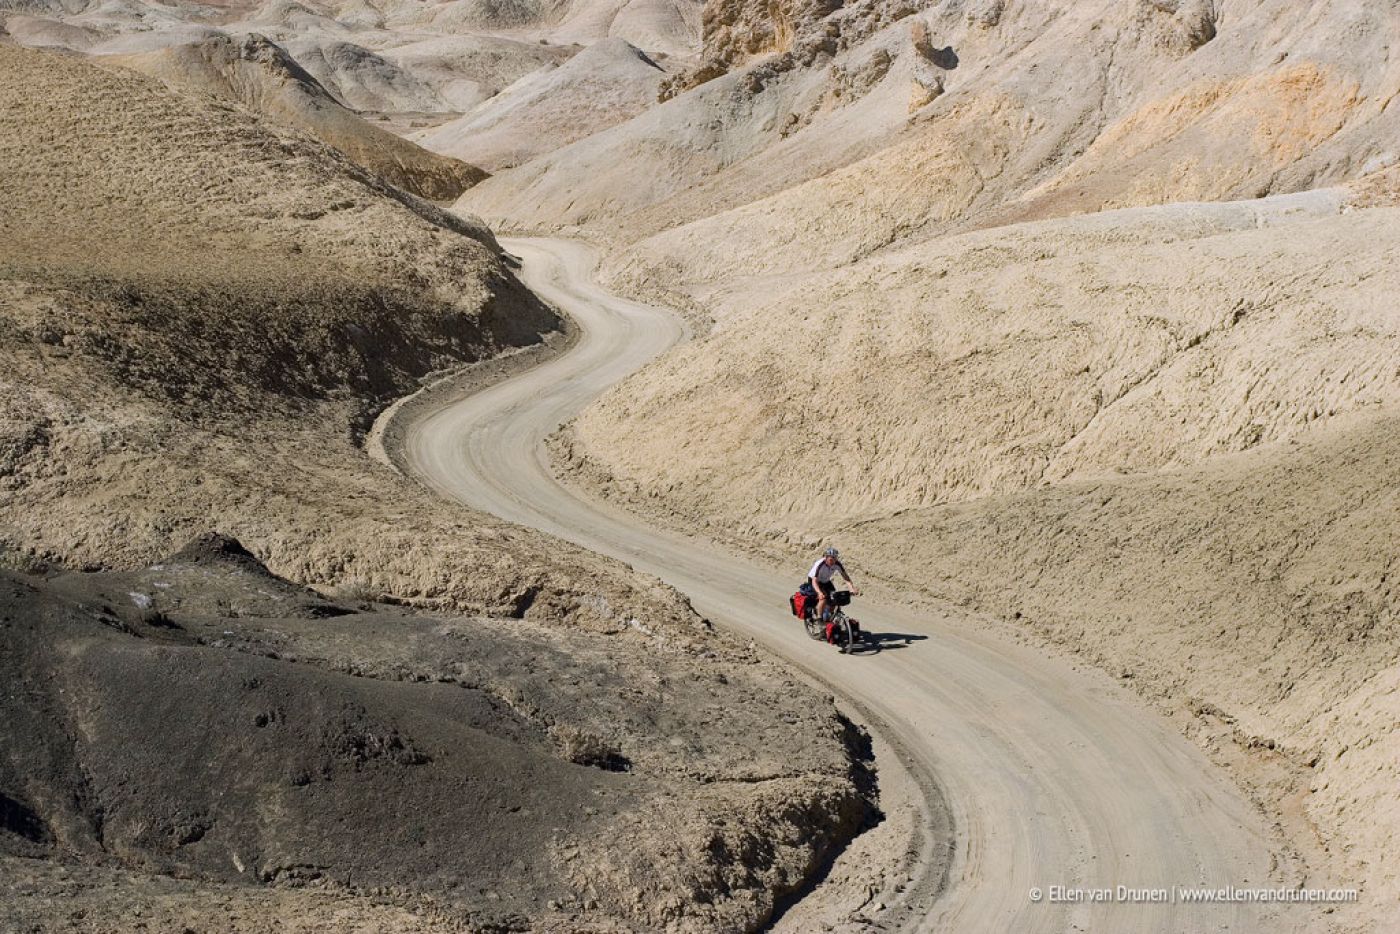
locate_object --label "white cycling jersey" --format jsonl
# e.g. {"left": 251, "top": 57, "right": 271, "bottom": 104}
{"left": 809, "top": 558, "right": 848, "bottom": 585}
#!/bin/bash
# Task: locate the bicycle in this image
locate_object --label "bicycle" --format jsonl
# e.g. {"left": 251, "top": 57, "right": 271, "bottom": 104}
{"left": 797, "top": 590, "right": 863, "bottom": 654}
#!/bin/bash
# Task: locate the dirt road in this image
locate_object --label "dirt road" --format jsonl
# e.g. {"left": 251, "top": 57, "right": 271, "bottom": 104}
{"left": 401, "top": 238, "right": 1296, "bottom": 932}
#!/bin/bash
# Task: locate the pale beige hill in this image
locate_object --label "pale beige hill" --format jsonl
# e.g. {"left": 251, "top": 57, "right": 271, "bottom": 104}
{"left": 0, "top": 0, "right": 223, "bottom": 53}
{"left": 0, "top": 0, "right": 222, "bottom": 54}
{"left": 605, "top": 88, "right": 1023, "bottom": 299}
{"left": 555, "top": 193, "right": 1400, "bottom": 924}
{"left": 565, "top": 194, "right": 1396, "bottom": 548}
{"left": 378, "top": 32, "right": 574, "bottom": 111}
{"left": 1, "top": 12, "right": 101, "bottom": 48}
{"left": 409, "top": 0, "right": 571, "bottom": 31}
{"left": 226, "top": 0, "right": 357, "bottom": 38}
{"left": 67, "top": 0, "right": 196, "bottom": 32}
{"left": 85, "top": 23, "right": 224, "bottom": 54}
{"left": 107, "top": 33, "right": 486, "bottom": 199}
{"left": 454, "top": 14, "right": 919, "bottom": 238}
{"left": 461, "top": 0, "right": 1399, "bottom": 291}
{"left": 414, "top": 36, "right": 666, "bottom": 170}
{"left": 375, "top": 0, "right": 703, "bottom": 57}
{"left": 0, "top": 42, "right": 867, "bottom": 931}
{"left": 548, "top": 0, "right": 702, "bottom": 58}
{"left": 280, "top": 36, "right": 450, "bottom": 112}
{"left": 311, "top": 0, "right": 703, "bottom": 58}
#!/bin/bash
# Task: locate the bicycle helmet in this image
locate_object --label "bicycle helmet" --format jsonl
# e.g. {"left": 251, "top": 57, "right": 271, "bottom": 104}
{"left": 823, "top": 547, "right": 840, "bottom": 557}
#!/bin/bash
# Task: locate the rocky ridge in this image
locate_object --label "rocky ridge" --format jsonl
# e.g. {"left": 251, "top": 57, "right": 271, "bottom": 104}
{"left": 108, "top": 32, "right": 486, "bottom": 200}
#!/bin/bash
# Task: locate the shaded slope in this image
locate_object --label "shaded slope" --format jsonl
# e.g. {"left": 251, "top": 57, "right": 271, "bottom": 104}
{"left": 0, "top": 40, "right": 555, "bottom": 582}
{"left": 109, "top": 33, "right": 486, "bottom": 199}
{"left": 1, "top": 534, "right": 872, "bottom": 931}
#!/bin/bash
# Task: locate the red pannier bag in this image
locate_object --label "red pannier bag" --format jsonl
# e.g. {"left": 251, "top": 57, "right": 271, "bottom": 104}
{"left": 790, "top": 591, "right": 809, "bottom": 618}
{"left": 826, "top": 618, "right": 861, "bottom": 644}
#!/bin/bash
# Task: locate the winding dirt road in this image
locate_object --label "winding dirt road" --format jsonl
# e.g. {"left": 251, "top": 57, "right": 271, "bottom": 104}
{"left": 402, "top": 238, "right": 1294, "bottom": 932}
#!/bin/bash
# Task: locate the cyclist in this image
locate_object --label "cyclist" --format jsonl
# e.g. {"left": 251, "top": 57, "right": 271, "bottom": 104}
{"left": 808, "top": 547, "right": 858, "bottom": 623}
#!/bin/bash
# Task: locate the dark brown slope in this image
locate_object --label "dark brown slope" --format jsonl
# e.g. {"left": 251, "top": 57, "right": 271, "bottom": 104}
{"left": 1, "top": 534, "right": 872, "bottom": 931}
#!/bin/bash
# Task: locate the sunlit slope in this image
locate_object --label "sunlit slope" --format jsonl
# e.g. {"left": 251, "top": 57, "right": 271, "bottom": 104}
{"left": 558, "top": 192, "right": 1400, "bottom": 917}
{"left": 461, "top": 0, "right": 1398, "bottom": 289}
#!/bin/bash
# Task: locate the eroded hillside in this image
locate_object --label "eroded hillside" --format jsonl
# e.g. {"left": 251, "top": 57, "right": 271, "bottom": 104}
{"left": 0, "top": 0, "right": 705, "bottom": 172}
{"left": 452, "top": 0, "right": 1400, "bottom": 925}
{"left": 6, "top": 0, "right": 1400, "bottom": 926}
{"left": 108, "top": 32, "right": 487, "bottom": 200}
{"left": 0, "top": 44, "right": 870, "bottom": 931}
{"left": 2, "top": 534, "right": 870, "bottom": 932}
{"left": 459, "top": 0, "right": 1397, "bottom": 277}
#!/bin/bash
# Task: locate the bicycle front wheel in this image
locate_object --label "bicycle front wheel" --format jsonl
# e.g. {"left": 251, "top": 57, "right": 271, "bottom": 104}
{"left": 833, "top": 612, "right": 854, "bottom": 653}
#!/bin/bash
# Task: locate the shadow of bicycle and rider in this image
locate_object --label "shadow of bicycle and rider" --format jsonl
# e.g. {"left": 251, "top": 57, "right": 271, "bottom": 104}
{"left": 845, "top": 630, "right": 928, "bottom": 654}
{"left": 867, "top": 631, "right": 926, "bottom": 648}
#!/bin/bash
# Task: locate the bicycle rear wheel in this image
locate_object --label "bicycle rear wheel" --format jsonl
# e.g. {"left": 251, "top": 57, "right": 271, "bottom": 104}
{"left": 803, "top": 613, "right": 824, "bottom": 640}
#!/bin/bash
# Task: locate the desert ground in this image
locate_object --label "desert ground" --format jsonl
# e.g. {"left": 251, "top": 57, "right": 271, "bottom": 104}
{"left": 0, "top": 33, "right": 867, "bottom": 934}
{"left": 3, "top": 0, "right": 1398, "bottom": 930}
